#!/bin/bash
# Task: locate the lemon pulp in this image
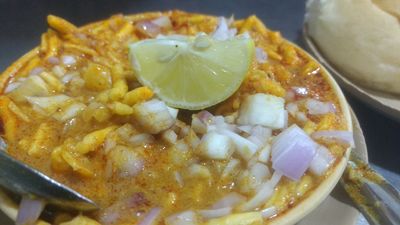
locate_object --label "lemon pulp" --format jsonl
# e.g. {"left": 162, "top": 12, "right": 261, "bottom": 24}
{"left": 129, "top": 34, "right": 255, "bottom": 110}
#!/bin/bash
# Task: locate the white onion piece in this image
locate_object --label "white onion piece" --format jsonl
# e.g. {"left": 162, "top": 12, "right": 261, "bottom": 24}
{"left": 47, "top": 56, "right": 60, "bottom": 65}
{"left": 138, "top": 207, "right": 162, "bottom": 225}
{"left": 16, "top": 196, "right": 45, "bottom": 225}
{"left": 311, "top": 130, "right": 355, "bottom": 147}
{"left": 296, "top": 112, "right": 308, "bottom": 123}
{"left": 238, "top": 171, "right": 282, "bottom": 212}
{"left": 4, "top": 82, "right": 21, "bottom": 94}
{"left": 151, "top": 16, "right": 172, "bottom": 28}
{"left": 53, "top": 102, "right": 86, "bottom": 122}
{"left": 257, "top": 144, "right": 271, "bottom": 163}
{"left": 272, "top": 125, "right": 317, "bottom": 181}
{"left": 174, "top": 171, "right": 184, "bottom": 187}
{"left": 165, "top": 210, "right": 199, "bottom": 225}
{"left": 61, "top": 55, "right": 76, "bottom": 66}
{"left": 237, "top": 125, "right": 253, "bottom": 134}
{"left": 212, "top": 192, "right": 246, "bottom": 209}
{"left": 100, "top": 211, "right": 119, "bottom": 225}
{"left": 292, "top": 87, "right": 308, "bottom": 97}
{"left": 175, "top": 139, "right": 189, "bottom": 152}
{"left": 162, "top": 129, "right": 178, "bottom": 144}
{"left": 261, "top": 206, "right": 277, "bottom": 218}
{"left": 211, "top": 17, "right": 237, "bottom": 41}
{"left": 309, "top": 145, "right": 335, "bottom": 176}
{"left": 129, "top": 134, "right": 154, "bottom": 147}
{"left": 104, "top": 138, "right": 117, "bottom": 154}
{"left": 255, "top": 47, "right": 268, "bottom": 63}
{"left": 198, "top": 207, "right": 231, "bottom": 219}
{"left": 167, "top": 106, "right": 179, "bottom": 120}
{"left": 306, "top": 99, "right": 336, "bottom": 115}
{"left": 218, "top": 129, "right": 258, "bottom": 160}
{"left": 249, "top": 126, "right": 272, "bottom": 145}
{"left": 286, "top": 102, "right": 298, "bottom": 116}
{"left": 29, "top": 67, "right": 44, "bottom": 76}
{"left": 221, "top": 159, "right": 240, "bottom": 178}
{"left": 52, "top": 65, "right": 66, "bottom": 77}
{"left": 285, "top": 89, "right": 296, "bottom": 102}
{"left": 136, "top": 20, "right": 161, "bottom": 37}
{"left": 61, "top": 73, "right": 77, "bottom": 84}
{"left": 191, "top": 116, "right": 207, "bottom": 134}
{"left": 250, "top": 163, "right": 270, "bottom": 183}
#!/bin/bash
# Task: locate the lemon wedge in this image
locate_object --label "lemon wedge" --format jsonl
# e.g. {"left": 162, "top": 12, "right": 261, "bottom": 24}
{"left": 129, "top": 33, "right": 255, "bottom": 110}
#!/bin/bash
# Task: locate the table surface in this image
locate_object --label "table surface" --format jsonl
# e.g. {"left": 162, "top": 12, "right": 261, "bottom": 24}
{"left": 0, "top": 0, "right": 399, "bottom": 224}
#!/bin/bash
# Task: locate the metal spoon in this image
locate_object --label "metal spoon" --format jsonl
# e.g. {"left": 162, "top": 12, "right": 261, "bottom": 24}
{"left": 0, "top": 137, "right": 98, "bottom": 211}
{"left": 303, "top": 25, "right": 400, "bottom": 225}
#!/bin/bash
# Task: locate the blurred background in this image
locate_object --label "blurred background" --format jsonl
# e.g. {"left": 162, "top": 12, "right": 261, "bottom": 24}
{"left": 0, "top": 0, "right": 399, "bottom": 223}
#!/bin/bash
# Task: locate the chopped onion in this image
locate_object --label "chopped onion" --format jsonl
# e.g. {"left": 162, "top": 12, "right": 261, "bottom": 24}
{"left": 16, "top": 196, "right": 45, "bottom": 225}
{"left": 191, "top": 116, "right": 207, "bottom": 134}
{"left": 309, "top": 145, "right": 335, "bottom": 176}
{"left": 61, "top": 73, "right": 77, "bottom": 84}
{"left": 212, "top": 192, "right": 246, "bottom": 209}
{"left": 272, "top": 125, "right": 317, "bottom": 181}
{"left": 138, "top": 207, "right": 162, "bottom": 225}
{"left": 61, "top": 55, "right": 76, "bottom": 66}
{"left": 257, "top": 144, "right": 271, "bottom": 163}
{"left": 100, "top": 211, "right": 120, "bottom": 225}
{"left": 286, "top": 102, "right": 298, "bottom": 116}
{"left": 238, "top": 171, "right": 282, "bottom": 212}
{"left": 132, "top": 99, "right": 175, "bottom": 134}
{"left": 53, "top": 102, "right": 86, "bottom": 122}
{"left": 221, "top": 158, "right": 240, "bottom": 178}
{"left": 237, "top": 125, "right": 253, "bottom": 134}
{"left": 250, "top": 162, "right": 270, "bottom": 184}
{"left": 292, "top": 86, "right": 308, "bottom": 97}
{"left": 296, "top": 112, "right": 308, "bottom": 122}
{"left": 104, "top": 138, "right": 116, "bottom": 154}
{"left": 311, "top": 130, "right": 355, "bottom": 147}
{"left": 52, "top": 65, "right": 66, "bottom": 77}
{"left": 47, "top": 56, "right": 60, "bottom": 65}
{"left": 306, "top": 99, "right": 336, "bottom": 115}
{"left": 261, "top": 206, "right": 277, "bottom": 218}
{"left": 255, "top": 47, "right": 268, "bottom": 63}
{"left": 165, "top": 210, "right": 199, "bottom": 225}
{"left": 128, "top": 134, "right": 154, "bottom": 147}
{"left": 248, "top": 126, "right": 272, "bottom": 147}
{"left": 175, "top": 139, "right": 189, "bottom": 152}
{"left": 285, "top": 89, "right": 296, "bottom": 102}
{"left": 174, "top": 171, "right": 184, "bottom": 187}
{"left": 151, "top": 16, "right": 172, "bottom": 28}
{"left": 136, "top": 20, "right": 161, "bottom": 37}
{"left": 218, "top": 129, "right": 258, "bottom": 160}
{"left": 197, "top": 110, "right": 213, "bottom": 124}
{"left": 211, "top": 17, "right": 237, "bottom": 41}
{"left": 29, "top": 67, "right": 44, "bottom": 76}
{"left": 4, "top": 82, "right": 21, "bottom": 93}
{"left": 162, "top": 129, "right": 178, "bottom": 144}
{"left": 198, "top": 207, "right": 231, "bottom": 219}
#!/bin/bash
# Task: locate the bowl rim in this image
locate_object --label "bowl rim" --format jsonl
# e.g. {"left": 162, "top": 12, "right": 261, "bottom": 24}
{"left": 0, "top": 12, "right": 352, "bottom": 225}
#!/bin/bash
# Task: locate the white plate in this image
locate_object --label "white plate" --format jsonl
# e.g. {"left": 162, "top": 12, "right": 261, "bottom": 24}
{"left": 303, "top": 25, "right": 400, "bottom": 123}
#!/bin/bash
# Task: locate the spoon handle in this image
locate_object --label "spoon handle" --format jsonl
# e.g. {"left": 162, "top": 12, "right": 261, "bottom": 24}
{"left": 341, "top": 155, "right": 400, "bottom": 225}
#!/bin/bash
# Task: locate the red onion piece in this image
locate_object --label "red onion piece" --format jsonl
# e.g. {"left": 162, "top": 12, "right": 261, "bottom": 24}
{"left": 47, "top": 56, "right": 60, "bottom": 65}
{"left": 197, "top": 110, "right": 213, "bottom": 124}
{"left": 309, "top": 145, "right": 335, "bottom": 176}
{"left": 311, "top": 130, "right": 355, "bottom": 147}
{"left": 136, "top": 21, "right": 161, "bottom": 37}
{"left": 199, "top": 207, "right": 231, "bottom": 219}
{"left": 138, "top": 207, "right": 162, "bottom": 225}
{"left": 255, "top": 47, "right": 268, "bottom": 63}
{"left": 16, "top": 196, "right": 45, "bottom": 225}
{"left": 212, "top": 192, "right": 246, "bottom": 209}
{"left": 306, "top": 99, "right": 336, "bottom": 115}
{"left": 272, "top": 125, "right": 317, "bottom": 181}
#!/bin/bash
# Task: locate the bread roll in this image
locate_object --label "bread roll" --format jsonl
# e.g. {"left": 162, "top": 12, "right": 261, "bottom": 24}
{"left": 306, "top": 0, "right": 400, "bottom": 94}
